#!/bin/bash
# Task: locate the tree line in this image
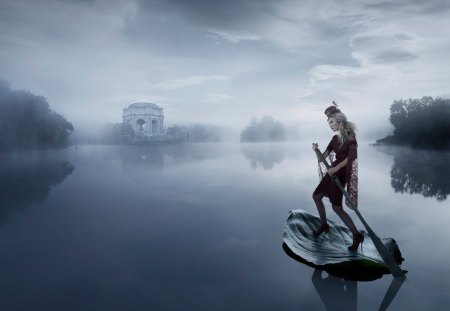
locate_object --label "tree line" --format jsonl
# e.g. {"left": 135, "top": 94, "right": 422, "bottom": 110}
{"left": 377, "top": 96, "right": 450, "bottom": 150}
{"left": 100, "top": 123, "right": 223, "bottom": 144}
{"left": 0, "top": 81, "right": 73, "bottom": 151}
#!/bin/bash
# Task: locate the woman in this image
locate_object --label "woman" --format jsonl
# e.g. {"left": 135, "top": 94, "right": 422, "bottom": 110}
{"left": 311, "top": 102, "right": 363, "bottom": 251}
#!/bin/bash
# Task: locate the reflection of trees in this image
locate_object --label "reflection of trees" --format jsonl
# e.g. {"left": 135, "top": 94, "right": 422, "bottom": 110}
{"left": 241, "top": 143, "right": 299, "bottom": 170}
{"left": 390, "top": 148, "right": 450, "bottom": 201}
{"left": 241, "top": 146, "right": 285, "bottom": 170}
{"left": 0, "top": 153, "right": 74, "bottom": 224}
{"left": 376, "top": 146, "right": 450, "bottom": 201}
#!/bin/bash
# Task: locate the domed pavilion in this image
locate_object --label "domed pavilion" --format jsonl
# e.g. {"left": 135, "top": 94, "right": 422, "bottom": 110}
{"left": 122, "top": 102, "right": 164, "bottom": 138}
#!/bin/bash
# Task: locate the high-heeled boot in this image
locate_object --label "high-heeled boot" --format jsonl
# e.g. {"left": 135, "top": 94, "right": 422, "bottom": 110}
{"left": 313, "top": 223, "right": 330, "bottom": 237}
{"left": 348, "top": 232, "right": 364, "bottom": 251}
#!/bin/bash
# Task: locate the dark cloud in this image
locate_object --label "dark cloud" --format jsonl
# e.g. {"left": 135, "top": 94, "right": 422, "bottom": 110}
{"left": 58, "top": 0, "right": 95, "bottom": 4}
{"left": 352, "top": 34, "right": 415, "bottom": 47}
{"left": 124, "top": 0, "right": 280, "bottom": 54}
{"left": 313, "top": 14, "right": 367, "bottom": 39}
{"left": 364, "top": 0, "right": 450, "bottom": 14}
{"left": 351, "top": 34, "right": 417, "bottom": 63}
{"left": 138, "top": 0, "right": 280, "bottom": 31}
{"left": 125, "top": 0, "right": 360, "bottom": 62}
{"left": 374, "top": 50, "right": 417, "bottom": 63}
{"left": 394, "top": 33, "right": 414, "bottom": 41}
{"left": 351, "top": 35, "right": 378, "bottom": 46}
{"left": 123, "top": 8, "right": 284, "bottom": 62}
{"left": 135, "top": 0, "right": 363, "bottom": 42}
{"left": 124, "top": 0, "right": 316, "bottom": 59}
{"left": 351, "top": 35, "right": 395, "bottom": 50}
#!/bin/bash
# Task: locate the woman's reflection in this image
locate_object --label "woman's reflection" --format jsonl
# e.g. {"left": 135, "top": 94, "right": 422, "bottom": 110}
{"left": 311, "top": 268, "right": 406, "bottom": 311}
{"left": 312, "top": 269, "right": 357, "bottom": 311}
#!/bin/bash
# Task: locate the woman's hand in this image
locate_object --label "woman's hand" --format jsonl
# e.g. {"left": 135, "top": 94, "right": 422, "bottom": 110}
{"left": 312, "top": 143, "right": 322, "bottom": 162}
{"left": 327, "top": 166, "right": 338, "bottom": 175}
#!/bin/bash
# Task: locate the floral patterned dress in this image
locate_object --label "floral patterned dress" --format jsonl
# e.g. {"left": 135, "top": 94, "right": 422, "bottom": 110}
{"left": 313, "top": 134, "right": 358, "bottom": 207}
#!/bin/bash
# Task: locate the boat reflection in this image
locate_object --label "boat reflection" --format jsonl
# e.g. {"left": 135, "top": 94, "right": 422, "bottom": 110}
{"left": 311, "top": 269, "right": 406, "bottom": 311}
{"left": 312, "top": 269, "right": 357, "bottom": 311}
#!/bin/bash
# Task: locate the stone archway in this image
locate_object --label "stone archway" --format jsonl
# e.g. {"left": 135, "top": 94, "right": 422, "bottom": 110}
{"left": 136, "top": 119, "right": 146, "bottom": 137}
{"left": 152, "top": 119, "right": 159, "bottom": 135}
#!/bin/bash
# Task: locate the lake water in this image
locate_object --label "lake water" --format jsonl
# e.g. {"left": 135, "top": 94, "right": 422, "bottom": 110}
{"left": 0, "top": 143, "right": 449, "bottom": 310}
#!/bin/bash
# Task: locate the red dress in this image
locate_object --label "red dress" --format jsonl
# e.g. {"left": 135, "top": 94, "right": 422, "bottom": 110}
{"left": 313, "top": 134, "right": 358, "bottom": 207}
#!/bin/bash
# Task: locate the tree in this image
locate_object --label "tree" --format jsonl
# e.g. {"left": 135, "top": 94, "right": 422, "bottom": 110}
{"left": 377, "top": 96, "right": 450, "bottom": 149}
{"left": 166, "top": 125, "right": 189, "bottom": 142}
{"left": 101, "top": 122, "right": 136, "bottom": 144}
{"left": 240, "top": 116, "right": 287, "bottom": 142}
{"left": 0, "top": 80, "right": 73, "bottom": 151}
{"left": 188, "top": 124, "right": 222, "bottom": 142}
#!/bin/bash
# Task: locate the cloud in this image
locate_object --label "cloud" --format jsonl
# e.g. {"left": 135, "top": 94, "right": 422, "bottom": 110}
{"left": 350, "top": 32, "right": 419, "bottom": 65}
{"left": 1, "top": 0, "right": 450, "bottom": 138}
{"left": 309, "top": 65, "right": 369, "bottom": 81}
{"left": 364, "top": 0, "right": 450, "bottom": 14}
{"left": 394, "top": 33, "right": 415, "bottom": 41}
{"left": 202, "top": 93, "right": 234, "bottom": 103}
{"left": 151, "top": 76, "right": 231, "bottom": 90}
{"left": 130, "top": 0, "right": 365, "bottom": 52}
{"left": 204, "top": 30, "right": 261, "bottom": 44}
{"left": 141, "top": 0, "right": 279, "bottom": 32}
{"left": 375, "top": 50, "right": 417, "bottom": 63}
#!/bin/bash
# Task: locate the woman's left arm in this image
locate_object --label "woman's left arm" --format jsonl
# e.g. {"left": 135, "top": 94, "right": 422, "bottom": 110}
{"left": 328, "top": 157, "right": 348, "bottom": 175}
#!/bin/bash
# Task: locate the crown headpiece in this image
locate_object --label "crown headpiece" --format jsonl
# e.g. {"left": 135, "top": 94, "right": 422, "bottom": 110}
{"left": 324, "top": 101, "right": 341, "bottom": 117}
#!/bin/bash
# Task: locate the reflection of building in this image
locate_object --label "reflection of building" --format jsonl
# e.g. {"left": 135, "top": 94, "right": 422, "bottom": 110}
{"left": 122, "top": 103, "right": 164, "bottom": 138}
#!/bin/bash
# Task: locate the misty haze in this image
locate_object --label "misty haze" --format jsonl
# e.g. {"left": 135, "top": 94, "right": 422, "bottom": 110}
{"left": 1, "top": 0, "right": 450, "bottom": 310}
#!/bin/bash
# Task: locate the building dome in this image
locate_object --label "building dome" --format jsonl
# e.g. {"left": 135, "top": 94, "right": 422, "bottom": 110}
{"left": 128, "top": 102, "right": 161, "bottom": 109}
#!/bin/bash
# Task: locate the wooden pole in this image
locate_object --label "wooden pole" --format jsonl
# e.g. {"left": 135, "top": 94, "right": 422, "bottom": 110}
{"left": 314, "top": 147, "right": 406, "bottom": 278}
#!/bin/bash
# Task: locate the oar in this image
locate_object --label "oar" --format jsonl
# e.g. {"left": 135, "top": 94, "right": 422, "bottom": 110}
{"left": 378, "top": 275, "right": 406, "bottom": 311}
{"left": 314, "top": 147, "right": 406, "bottom": 278}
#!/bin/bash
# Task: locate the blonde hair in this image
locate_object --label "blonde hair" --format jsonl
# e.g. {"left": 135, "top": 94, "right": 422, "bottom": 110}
{"left": 330, "top": 112, "right": 357, "bottom": 145}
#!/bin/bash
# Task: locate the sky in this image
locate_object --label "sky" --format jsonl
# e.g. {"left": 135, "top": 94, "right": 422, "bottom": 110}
{"left": 1, "top": 0, "right": 450, "bottom": 140}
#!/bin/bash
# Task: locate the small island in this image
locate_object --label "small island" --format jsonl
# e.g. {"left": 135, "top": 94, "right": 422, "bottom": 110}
{"left": 240, "top": 116, "right": 287, "bottom": 142}
{"left": 376, "top": 96, "right": 450, "bottom": 150}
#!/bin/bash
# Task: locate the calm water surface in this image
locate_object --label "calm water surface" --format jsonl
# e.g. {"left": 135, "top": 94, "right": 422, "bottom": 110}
{"left": 0, "top": 143, "right": 449, "bottom": 310}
